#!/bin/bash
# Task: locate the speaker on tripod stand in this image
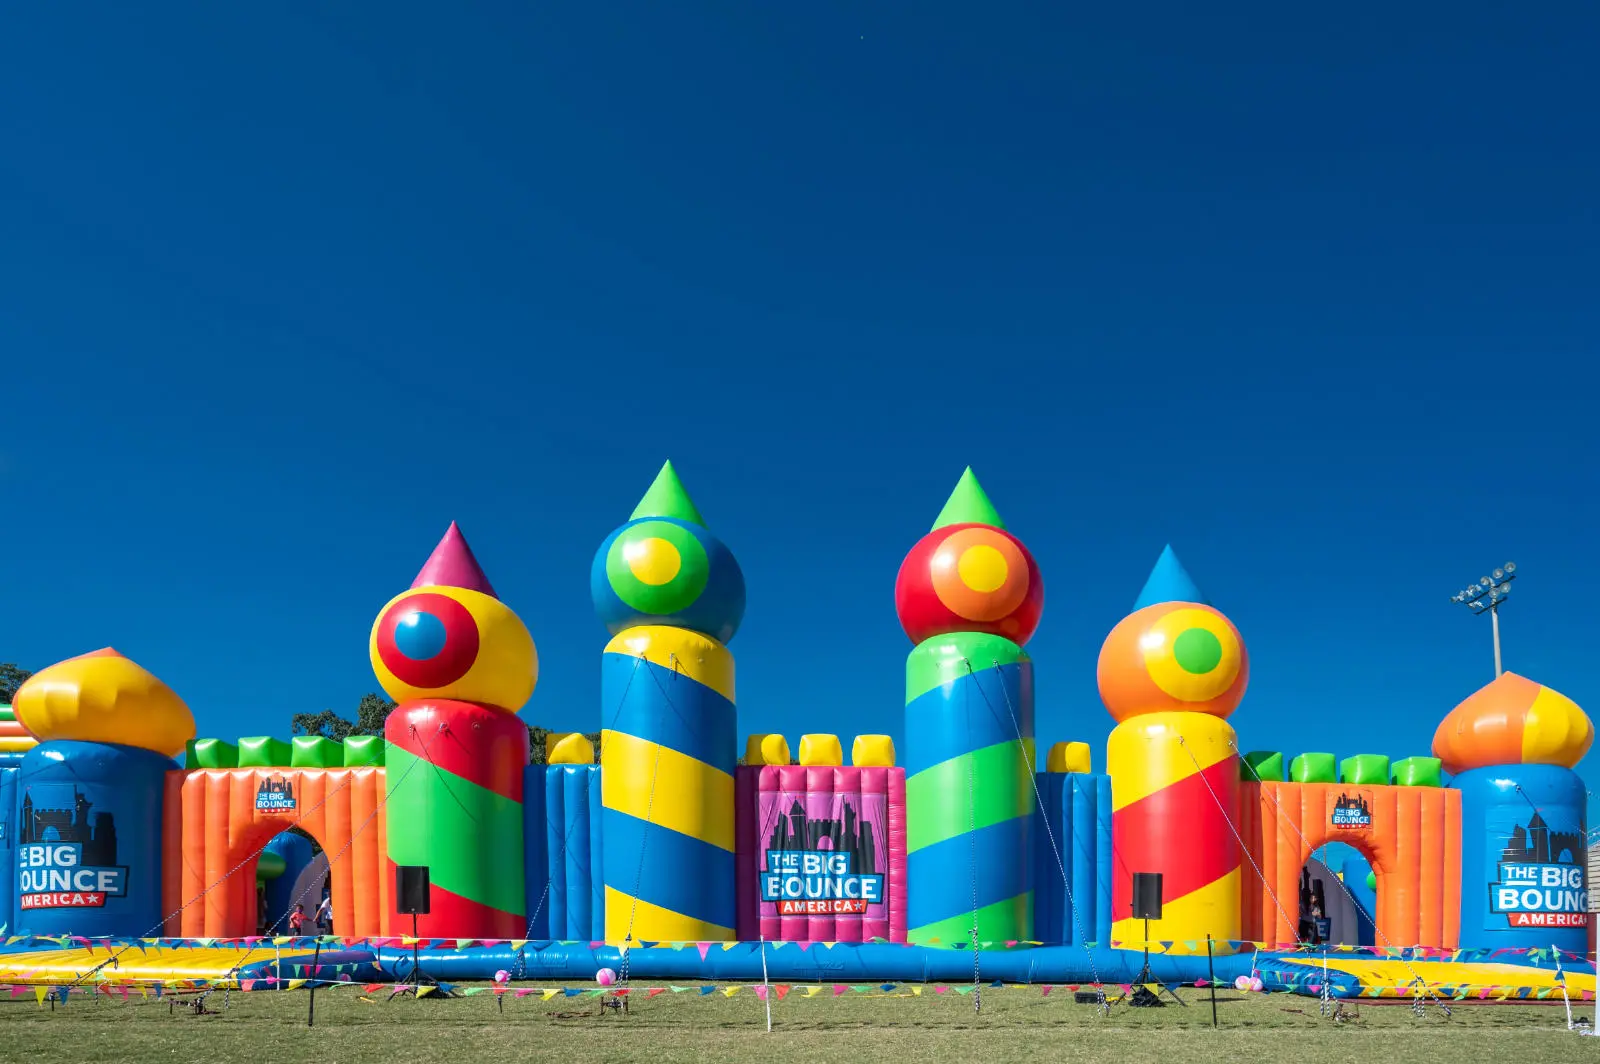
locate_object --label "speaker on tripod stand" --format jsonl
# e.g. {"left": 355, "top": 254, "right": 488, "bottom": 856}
{"left": 391, "top": 865, "right": 447, "bottom": 997}
{"left": 1129, "top": 872, "right": 1170, "bottom": 1008}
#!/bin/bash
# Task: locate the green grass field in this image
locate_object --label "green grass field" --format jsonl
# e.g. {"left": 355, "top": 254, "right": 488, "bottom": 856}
{"left": 0, "top": 983, "right": 1588, "bottom": 1064}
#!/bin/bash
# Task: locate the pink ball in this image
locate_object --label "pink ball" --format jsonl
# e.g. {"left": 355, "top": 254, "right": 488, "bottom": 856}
{"left": 1249, "top": 976, "right": 1264, "bottom": 993}
{"left": 596, "top": 967, "right": 617, "bottom": 987}
{"left": 1234, "top": 975, "right": 1251, "bottom": 991}
{"left": 494, "top": 970, "right": 510, "bottom": 985}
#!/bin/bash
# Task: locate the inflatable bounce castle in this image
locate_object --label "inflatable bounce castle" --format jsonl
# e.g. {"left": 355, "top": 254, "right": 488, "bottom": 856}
{"left": 0, "top": 464, "right": 1592, "bottom": 996}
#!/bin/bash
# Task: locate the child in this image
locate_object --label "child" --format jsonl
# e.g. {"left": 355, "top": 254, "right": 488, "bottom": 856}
{"left": 289, "top": 902, "right": 306, "bottom": 935}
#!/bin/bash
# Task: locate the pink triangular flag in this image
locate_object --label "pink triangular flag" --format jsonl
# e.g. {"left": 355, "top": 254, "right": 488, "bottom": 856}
{"left": 696, "top": 942, "right": 711, "bottom": 961}
{"left": 833, "top": 985, "right": 847, "bottom": 997}
{"left": 754, "top": 986, "right": 769, "bottom": 1000}
{"left": 412, "top": 522, "right": 498, "bottom": 598}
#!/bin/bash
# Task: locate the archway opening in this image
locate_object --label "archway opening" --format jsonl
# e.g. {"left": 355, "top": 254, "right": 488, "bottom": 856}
{"left": 1299, "top": 841, "right": 1377, "bottom": 947}
{"left": 225, "top": 818, "right": 339, "bottom": 938}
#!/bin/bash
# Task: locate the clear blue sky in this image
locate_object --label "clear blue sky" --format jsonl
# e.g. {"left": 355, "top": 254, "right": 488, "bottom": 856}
{"left": 3, "top": 6, "right": 1595, "bottom": 815}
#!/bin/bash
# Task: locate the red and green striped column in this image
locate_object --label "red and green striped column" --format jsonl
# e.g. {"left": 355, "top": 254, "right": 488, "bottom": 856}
{"left": 372, "top": 523, "right": 538, "bottom": 938}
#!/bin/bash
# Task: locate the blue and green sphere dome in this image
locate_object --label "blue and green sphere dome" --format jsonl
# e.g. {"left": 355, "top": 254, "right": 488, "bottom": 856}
{"left": 591, "top": 462, "right": 746, "bottom": 645}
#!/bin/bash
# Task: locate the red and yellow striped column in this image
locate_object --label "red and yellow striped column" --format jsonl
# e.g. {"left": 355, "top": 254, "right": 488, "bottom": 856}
{"left": 1098, "top": 546, "right": 1248, "bottom": 952}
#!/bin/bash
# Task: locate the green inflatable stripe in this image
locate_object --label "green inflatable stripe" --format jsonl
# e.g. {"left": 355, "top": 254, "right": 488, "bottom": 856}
{"left": 188, "top": 738, "right": 239, "bottom": 769}
{"left": 0, "top": 703, "right": 13, "bottom": 723}
{"left": 384, "top": 745, "right": 525, "bottom": 915}
{"left": 343, "top": 735, "right": 385, "bottom": 767}
{"left": 906, "top": 633, "right": 1029, "bottom": 705}
{"left": 1289, "top": 752, "right": 1337, "bottom": 784}
{"left": 1339, "top": 754, "right": 1390, "bottom": 786}
{"left": 906, "top": 741, "right": 1034, "bottom": 852}
{"left": 908, "top": 892, "right": 1033, "bottom": 946}
{"left": 1241, "top": 750, "right": 1284, "bottom": 782}
{"left": 238, "top": 736, "right": 292, "bottom": 768}
{"left": 1391, "top": 755, "right": 1443, "bottom": 788}
{"left": 292, "top": 735, "right": 343, "bottom": 768}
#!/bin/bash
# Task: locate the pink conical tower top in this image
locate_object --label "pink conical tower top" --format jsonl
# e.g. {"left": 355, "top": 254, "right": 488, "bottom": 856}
{"left": 411, "top": 521, "right": 498, "bottom": 598}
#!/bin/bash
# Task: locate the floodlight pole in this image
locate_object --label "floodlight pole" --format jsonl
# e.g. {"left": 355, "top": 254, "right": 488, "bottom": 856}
{"left": 1450, "top": 563, "right": 1516, "bottom": 680}
{"left": 1490, "top": 602, "right": 1503, "bottom": 678}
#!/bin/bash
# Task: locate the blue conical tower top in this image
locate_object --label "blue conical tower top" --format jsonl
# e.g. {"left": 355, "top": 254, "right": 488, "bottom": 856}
{"left": 1132, "top": 544, "right": 1209, "bottom": 611}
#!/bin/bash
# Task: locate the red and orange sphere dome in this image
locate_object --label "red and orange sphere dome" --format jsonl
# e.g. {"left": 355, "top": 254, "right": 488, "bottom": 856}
{"left": 895, "top": 522, "right": 1043, "bottom": 645}
{"left": 1097, "top": 602, "right": 1248, "bottom": 722}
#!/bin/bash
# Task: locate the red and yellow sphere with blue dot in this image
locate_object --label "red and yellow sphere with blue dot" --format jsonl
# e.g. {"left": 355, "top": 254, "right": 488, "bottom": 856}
{"left": 1097, "top": 602, "right": 1248, "bottom": 722}
{"left": 591, "top": 517, "right": 746, "bottom": 643}
{"left": 370, "top": 585, "right": 537, "bottom": 711}
{"left": 894, "top": 523, "right": 1044, "bottom": 645}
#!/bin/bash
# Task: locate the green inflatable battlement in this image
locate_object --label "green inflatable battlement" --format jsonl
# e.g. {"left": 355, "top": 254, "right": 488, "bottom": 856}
{"left": 186, "top": 734, "right": 385, "bottom": 770}
{"left": 1239, "top": 750, "right": 1441, "bottom": 787}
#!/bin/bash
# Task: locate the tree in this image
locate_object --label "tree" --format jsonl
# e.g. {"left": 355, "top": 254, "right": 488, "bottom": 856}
{"left": 0, "top": 663, "right": 32, "bottom": 704}
{"left": 291, "top": 692, "right": 396, "bottom": 740}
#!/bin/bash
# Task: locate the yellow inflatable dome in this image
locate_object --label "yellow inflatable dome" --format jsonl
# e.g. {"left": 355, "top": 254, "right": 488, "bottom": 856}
{"left": 12, "top": 648, "right": 195, "bottom": 758}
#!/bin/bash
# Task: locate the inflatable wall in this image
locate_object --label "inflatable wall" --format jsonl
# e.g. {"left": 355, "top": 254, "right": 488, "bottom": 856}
{"left": 541, "top": 759, "right": 605, "bottom": 942}
{"left": 1033, "top": 748, "right": 1113, "bottom": 948}
{"left": 0, "top": 464, "right": 1590, "bottom": 988}
{"left": 735, "top": 736, "right": 908, "bottom": 943}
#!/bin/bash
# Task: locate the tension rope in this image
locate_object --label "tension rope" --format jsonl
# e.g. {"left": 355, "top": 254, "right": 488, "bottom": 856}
{"left": 969, "top": 657, "right": 1109, "bottom": 1012}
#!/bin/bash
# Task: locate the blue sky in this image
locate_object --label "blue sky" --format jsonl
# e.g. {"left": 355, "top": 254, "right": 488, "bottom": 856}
{"left": 3, "top": 6, "right": 1595, "bottom": 816}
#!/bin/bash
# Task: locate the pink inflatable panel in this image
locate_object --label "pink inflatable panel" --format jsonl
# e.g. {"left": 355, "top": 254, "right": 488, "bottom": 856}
{"left": 735, "top": 765, "right": 907, "bottom": 943}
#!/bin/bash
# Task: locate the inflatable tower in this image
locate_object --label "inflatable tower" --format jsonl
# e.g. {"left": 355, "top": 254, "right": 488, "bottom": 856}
{"left": 1099, "top": 547, "right": 1247, "bottom": 951}
{"left": 897, "top": 468, "right": 1043, "bottom": 945}
{"left": 8, "top": 649, "right": 193, "bottom": 937}
{"left": 1434, "top": 672, "right": 1593, "bottom": 955}
{"left": 593, "top": 461, "right": 746, "bottom": 943}
{"left": 373, "top": 522, "right": 536, "bottom": 938}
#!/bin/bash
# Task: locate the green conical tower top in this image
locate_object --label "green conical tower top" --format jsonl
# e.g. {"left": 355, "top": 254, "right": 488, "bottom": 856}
{"left": 630, "top": 459, "right": 706, "bottom": 526}
{"left": 931, "top": 466, "right": 1007, "bottom": 531}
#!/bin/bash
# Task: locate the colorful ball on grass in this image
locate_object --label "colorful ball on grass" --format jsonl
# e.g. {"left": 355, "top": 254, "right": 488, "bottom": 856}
{"left": 591, "top": 517, "right": 746, "bottom": 644}
{"left": 895, "top": 523, "right": 1043, "bottom": 645}
{"left": 370, "top": 585, "right": 537, "bottom": 711}
{"left": 595, "top": 967, "right": 617, "bottom": 987}
{"left": 1097, "top": 602, "right": 1247, "bottom": 722}
{"left": 1250, "top": 976, "right": 1263, "bottom": 993}
{"left": 1234, "top": 975, "right": 1251, "bottom": 991}
{"left": 494, "top": 970, "right": 511, "bottom": 985}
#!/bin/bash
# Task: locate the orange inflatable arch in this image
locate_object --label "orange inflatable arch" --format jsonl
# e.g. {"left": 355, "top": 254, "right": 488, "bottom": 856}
{"left": 1239, "top": 781, "right": 1461, "bottom": 948}
{"left": 162, "top": 767, "right": 390, "bottom": 938}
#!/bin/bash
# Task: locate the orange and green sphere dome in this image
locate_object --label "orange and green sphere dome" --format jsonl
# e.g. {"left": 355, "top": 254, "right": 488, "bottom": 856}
{"left": 1097, "top": 601, "right": 1248, "bottom": 721}
{"left": 895, "top": 522, "right": 1044, "bottom": 645}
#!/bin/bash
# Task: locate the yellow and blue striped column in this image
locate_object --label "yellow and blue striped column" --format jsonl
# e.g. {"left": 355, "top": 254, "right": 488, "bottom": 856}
{"left": 592, "top": 461, "right": 746, "bottom": 943}
{"left": 896, "top": 469, "right": 1044, "bottom": 944}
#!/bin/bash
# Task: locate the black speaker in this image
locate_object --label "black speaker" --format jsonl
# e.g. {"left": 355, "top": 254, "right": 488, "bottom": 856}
{"left": 396, "top": 865, "right": 431, "bottom": 916}
{"left": 1131, "top": 872, "right": 1163, "bottom": 920}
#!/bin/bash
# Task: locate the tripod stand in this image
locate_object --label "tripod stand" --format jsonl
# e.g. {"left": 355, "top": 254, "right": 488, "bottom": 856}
{"left": 388, "top": 912, "right": 448, "bottom": 999}
{"left": 1127, "top": 917, "right": 1187, "bottom": 1007}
